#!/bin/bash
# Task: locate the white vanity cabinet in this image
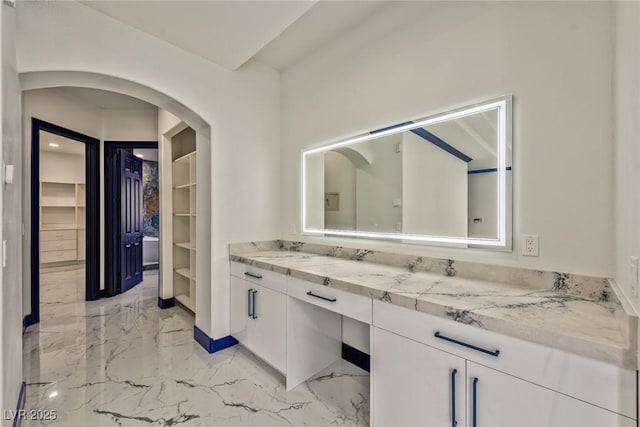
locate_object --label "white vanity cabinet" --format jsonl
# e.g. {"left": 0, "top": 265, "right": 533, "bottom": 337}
{"left": 373, "top": 327, "right": 466, "bottom": 427}
{"left": 372, "top": 300, "right": 636, "bottom": 427}
{"left": 467, "top": 362, "right": 635, "bottom": 427}
{"left": 229, "top": 262, "right": 286, "bottom": 374}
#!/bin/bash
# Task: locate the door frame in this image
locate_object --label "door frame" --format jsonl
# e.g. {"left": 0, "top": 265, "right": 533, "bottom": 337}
{"left": 104, "top": 141, "right": 158, "bottom": 297}
{"left": 27, "top": 118, "right": 101, "bottom": 327}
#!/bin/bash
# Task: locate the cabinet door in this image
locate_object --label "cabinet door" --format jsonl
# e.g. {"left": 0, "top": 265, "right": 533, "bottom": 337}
{"left": 373, "top": 327, "right": 466, "bottom": 427}
{"left": 467, "top": 362, "right": 635, "bottom": 427}
{"left": 229, "top": 275, "right": 249, "bottom": 343}
{"left": 248, "top": 284, "right": 286, "bottom": 374}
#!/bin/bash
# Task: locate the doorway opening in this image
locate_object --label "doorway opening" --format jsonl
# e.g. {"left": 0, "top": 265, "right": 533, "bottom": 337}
{"left": 104, "top": 141, "right": 159, "bottom": 297}
{"left": 27, "top": 119, "right": 100, "bottom": 327}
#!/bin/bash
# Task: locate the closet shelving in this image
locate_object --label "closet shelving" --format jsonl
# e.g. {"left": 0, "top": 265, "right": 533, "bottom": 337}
{"left": 40, "top": 181, "right": 86, "bottom": 264}
{"left": 171, "top": 128, "right": 197, "bottom": 313}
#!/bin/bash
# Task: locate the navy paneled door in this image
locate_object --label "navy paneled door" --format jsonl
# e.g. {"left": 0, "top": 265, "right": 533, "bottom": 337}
{"left": 120, "top": 151, "right": 144, "bottom": 292}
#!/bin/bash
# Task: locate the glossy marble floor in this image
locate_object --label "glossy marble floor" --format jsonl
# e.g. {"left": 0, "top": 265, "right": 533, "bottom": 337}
{"left": 23, "top": 267, "right": 370, "bottom": 426}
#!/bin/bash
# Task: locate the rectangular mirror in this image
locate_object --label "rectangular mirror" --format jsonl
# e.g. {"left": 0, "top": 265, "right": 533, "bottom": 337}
{"left": 302, "top": 96, "right": 512, "bottom": 248}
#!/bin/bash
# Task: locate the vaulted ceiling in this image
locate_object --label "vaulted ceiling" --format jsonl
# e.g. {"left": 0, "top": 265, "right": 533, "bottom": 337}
{"left": 80, "top": 0, "right": 391, "bottom": 71}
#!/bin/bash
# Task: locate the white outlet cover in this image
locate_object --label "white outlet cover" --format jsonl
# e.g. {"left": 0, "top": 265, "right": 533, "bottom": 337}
{"left": 630, "top": 256, "right": 638, "bottom": 297}
{"left": 522, "top": 234, "right": 539, "bottom": 257}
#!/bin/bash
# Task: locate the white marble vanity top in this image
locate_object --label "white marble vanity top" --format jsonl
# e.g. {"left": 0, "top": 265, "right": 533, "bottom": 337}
{"left": 230, "top": 241, "right": 638, "bottom": 369}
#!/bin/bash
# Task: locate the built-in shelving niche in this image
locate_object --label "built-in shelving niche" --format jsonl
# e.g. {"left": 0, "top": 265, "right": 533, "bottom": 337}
{"left": 171, "top": 127, "right": 197, "bottom": 313}
{"left": 40, "top": 181, "right": 86, "bottom": 264}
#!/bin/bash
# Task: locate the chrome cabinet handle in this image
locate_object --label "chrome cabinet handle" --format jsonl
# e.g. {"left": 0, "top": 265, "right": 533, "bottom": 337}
{"left": 306, "top": 291, "right": 336, "bottom": 302}
{"left": 472, "top": 377, "right": 479, "bottom": 427}
{"left": 244, "top": 272, "right": 262, "bottom": 279}
{"left": 125, "top": 244, "right": 132, "bottom": 248}
{"left": 252, "top": 290, "right": 258, "bottom": 319}
{"left": 247, "top": 288, "right": 253, "bottom": 317}
{"left": 435, "top": 332, "right": 500, "bottom": 357}
{"left": 451, "top": 369, "right": 458, "bottom": 427}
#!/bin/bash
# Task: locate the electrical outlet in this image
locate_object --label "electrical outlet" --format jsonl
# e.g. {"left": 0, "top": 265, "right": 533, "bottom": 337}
{"left": 522, "top": 234, "right": 539, "bottom": 257}
{"left": 289, "top": 223, "right": 297, "bottom": 235}
{"left": 630, "top": 257, "right": 638, "bottom": 297}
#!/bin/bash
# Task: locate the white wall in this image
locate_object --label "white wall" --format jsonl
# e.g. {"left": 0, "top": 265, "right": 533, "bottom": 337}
{"left": 403, "top": 131, "right": 468, "bottom": 237}
{"left": 613, "top": 1, "right": 640, "bottom": 314}
{"left": 282, "top": 1, "right": 614, "bottom": 278}
{"left": 40, "top": 150, "right": 85, "bottom": 183}
{"left": 324, "top": 151, "right": 356, "bottom": 230}
{"left": 356, "top": 136, "right": 402, "bottom": 232}
{"left": 101, "top": 109, "right": 158, "bottom": 141}
{"left": 17, "top": 1, "right": 282, "bottom": 340}
{"left": 1, "top": 2, "right": 23, "bottom": 422}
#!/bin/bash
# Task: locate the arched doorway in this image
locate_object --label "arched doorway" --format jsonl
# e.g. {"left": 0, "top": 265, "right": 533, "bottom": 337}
{"left": 21, "top": 71, "right": 212, "bottom": 327}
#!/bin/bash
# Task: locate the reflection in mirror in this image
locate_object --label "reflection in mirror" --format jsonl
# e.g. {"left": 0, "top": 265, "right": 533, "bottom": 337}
{"left": 302, "top": 96, "right": 512, "bottom": 248}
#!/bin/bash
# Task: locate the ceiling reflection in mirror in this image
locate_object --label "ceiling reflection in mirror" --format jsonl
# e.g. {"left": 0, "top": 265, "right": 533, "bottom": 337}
{"left": 302, "top": 96, "right": 512, "bottom": 248}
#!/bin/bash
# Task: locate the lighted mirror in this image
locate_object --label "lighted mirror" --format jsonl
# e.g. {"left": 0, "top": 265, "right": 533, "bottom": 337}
{"left": 302, "top": 96, "right": 512, "bottom": 248}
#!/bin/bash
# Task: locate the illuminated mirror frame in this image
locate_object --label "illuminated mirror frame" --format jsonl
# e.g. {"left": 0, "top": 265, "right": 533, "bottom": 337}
{"left": 301, "top": 95, "right": 513, "bottom": 249}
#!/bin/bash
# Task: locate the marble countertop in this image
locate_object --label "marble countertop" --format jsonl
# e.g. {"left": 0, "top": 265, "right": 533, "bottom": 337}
{"left": 230, "top": 245, "right": 638, "bottom": 369}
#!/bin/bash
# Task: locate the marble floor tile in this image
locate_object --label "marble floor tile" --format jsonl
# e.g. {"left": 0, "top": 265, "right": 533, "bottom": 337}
{"left": 24, "top": 267, "right": 370, "bottom": 426}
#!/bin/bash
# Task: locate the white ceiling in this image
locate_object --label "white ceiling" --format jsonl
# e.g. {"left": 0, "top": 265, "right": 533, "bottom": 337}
{"left": 254, "top": 1, "right": 390, "bottom": 70}
{"left": 80, "top": 0, "right": 318, "bottom": 71}
{"left": 52, "top": 87, "right": 156, "bottom": 110}
{"left": 40, "top": 131, "right": 85, "bottom": 156}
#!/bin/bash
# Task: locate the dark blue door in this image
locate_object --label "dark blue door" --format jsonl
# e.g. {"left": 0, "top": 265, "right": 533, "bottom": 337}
{"left": 120, "top": 151, "right": 143, "bottom": 292}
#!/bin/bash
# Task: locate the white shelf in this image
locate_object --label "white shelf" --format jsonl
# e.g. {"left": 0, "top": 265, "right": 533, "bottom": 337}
{"left": 174, "top": 242, "right": 196, "bottom": 251}
{"left": 173, "top": 151, "right": 196, "bottom": 164}
{"left": 174, "top": 183, "right": 196, "bottom": 189}
{"left": 175, "top": 267, "right": 194, "bottom": 280}
{"left": 175, "top": 293, "right": 195, "bottom": 312}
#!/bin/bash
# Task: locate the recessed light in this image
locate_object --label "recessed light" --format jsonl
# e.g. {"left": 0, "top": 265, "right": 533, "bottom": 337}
{"left": 49, "top": 143, "right": 59, "bottom": 148}
{"left": 48, "top": 391, "right": 58, "bottom": 399}
{"left": 135, "top": 154, "right": 144, "bottom": 158}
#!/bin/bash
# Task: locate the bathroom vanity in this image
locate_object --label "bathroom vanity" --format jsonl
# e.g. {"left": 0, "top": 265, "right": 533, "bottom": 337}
{"left": 229, "top": 241, "right": 637, "bottom": 427}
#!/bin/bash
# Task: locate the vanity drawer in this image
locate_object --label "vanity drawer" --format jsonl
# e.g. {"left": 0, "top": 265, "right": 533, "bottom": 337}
{"left": 41, "top": 249, "right": 77, "bottom": 263}
{"left": 373, "top": 300, "right": 636, "bottom": 419}
{"left": 230, "top": 261, "right": 245, "bottom": 278}
{"left": 288, "top": 277, "right": 372, "bottom": 324}
{"left": 41, "top": 229, "right": 76, "bottom": 241}
{"left": 40, "top": 239, "right": 76, "bottom": 252}
{"left": 230, "top": 261, "right": 287, "bottom": 294}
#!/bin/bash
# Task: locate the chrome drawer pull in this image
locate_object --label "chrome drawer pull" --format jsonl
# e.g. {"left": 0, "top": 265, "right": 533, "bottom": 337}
{"left": 244, "top": 272, "right": 262, "bottom": 279}
{"left": 434, "top": 332, "right": 500, "bottom": 357}
{"left": 306, "top": 291, "right": 336, "bottom": 303}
